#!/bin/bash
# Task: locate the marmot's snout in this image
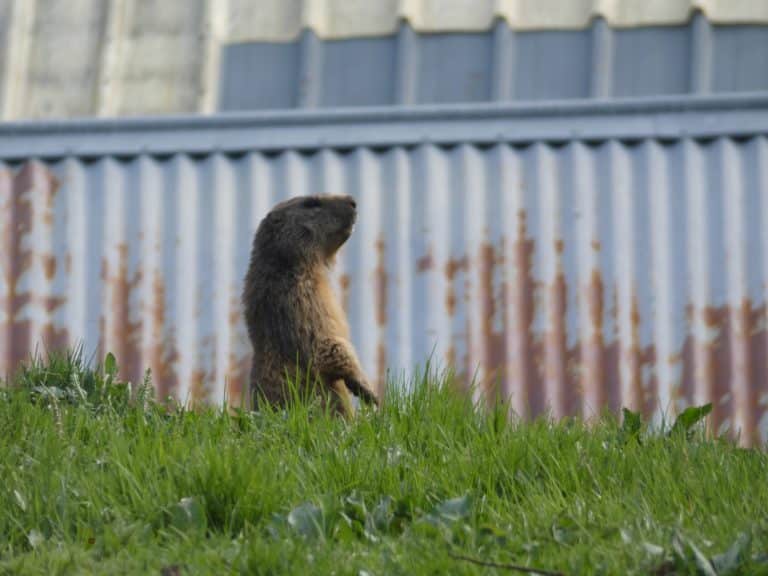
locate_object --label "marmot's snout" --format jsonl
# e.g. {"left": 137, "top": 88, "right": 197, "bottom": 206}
{"left": 323, "top": 195, "right": 357, "bottom": 251}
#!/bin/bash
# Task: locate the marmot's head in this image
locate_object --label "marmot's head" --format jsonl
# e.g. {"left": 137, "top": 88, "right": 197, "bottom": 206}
{"left": 254, "top": 194, "right": 357, "bottom": 268}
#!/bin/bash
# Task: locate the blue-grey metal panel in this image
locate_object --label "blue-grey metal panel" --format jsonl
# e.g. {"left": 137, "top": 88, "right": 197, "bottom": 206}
{"left": 512, "top": 28, "right": 592, "bottom": 100}
{"left": 713, "top": 26, "right": 768, "bottom": 93}
{"left": 320, "top": 35, "right": 397, "bottom": 107}
{"left": 1, "top": 96, "right": 767, "bottom": 446}
{"left": 218, "top": 42, "right": 300, "bottom": 110}
{"left": 416, "top": 32, "right": 493, "bottom": 104}
{"left": 217, "top": 17, "right": 768, "bottom": 111}
{"left": 612, "top": 25, "right": 692, "bottom": 97}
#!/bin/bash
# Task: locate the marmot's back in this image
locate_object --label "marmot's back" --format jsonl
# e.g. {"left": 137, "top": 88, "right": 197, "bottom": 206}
{"left": 242, "top": 194, "right": 379, "bottom": 414}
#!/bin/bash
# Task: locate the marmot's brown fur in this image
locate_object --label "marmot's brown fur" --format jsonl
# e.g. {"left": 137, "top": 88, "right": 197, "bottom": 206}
{"left": 242, "top": 194, "right": 379, "bottom": 416}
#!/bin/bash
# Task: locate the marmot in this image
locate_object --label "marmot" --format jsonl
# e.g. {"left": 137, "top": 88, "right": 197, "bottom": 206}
{"left": 242, "top": 194, "right": 379, "bottom": 416}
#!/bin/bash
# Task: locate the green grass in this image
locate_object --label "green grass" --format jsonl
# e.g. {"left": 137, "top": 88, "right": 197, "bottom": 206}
{"left": 0, "top": 350, "right": 767, "bottom": 575}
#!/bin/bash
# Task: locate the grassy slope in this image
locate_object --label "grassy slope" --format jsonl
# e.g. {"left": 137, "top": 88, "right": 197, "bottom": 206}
{"left": 0, "top": 352, "right": 767, "bottom": 575}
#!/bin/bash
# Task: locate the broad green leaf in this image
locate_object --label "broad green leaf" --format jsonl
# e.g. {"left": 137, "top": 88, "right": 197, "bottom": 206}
{"left": 434, "top": 495, "right": 472, "bottom": 522}
{"left": 670, "top": 404, "right": 713, "bottom": 437}
{"left": 368, "top": 496, "right": 394, "bottom": 534}
{"left": 104, "top": 352, "right": 118, "bottom": 378}
{"left": 620, "top": 407, "right": 643, "bottom": 443}
{"left": 552, "top": 516, "right": 579, "bottom": 546}
{"left": 287, "top": 502, "right": 325, "bottom": 541}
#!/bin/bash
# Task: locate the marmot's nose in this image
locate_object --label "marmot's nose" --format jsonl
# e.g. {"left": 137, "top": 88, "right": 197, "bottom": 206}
{"left": 345, "top": 196, "right": 357, "bottom": 209}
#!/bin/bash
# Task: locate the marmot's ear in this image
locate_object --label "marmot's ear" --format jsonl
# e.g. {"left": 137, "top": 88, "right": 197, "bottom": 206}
{"left": 267, "top": 211, "right": 284, "bottom": 225}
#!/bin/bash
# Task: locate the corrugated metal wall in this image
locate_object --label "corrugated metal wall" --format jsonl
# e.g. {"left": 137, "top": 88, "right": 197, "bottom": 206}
{"left": 1, "top": 95, "right": 767, "bottom": 446}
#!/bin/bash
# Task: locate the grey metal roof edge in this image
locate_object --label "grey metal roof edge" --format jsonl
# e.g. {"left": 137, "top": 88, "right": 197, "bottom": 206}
{"left": 1, "top": 92, "right": 767, "bottom": 160}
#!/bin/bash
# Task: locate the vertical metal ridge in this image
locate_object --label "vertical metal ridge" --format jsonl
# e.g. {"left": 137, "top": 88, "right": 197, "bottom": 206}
{"left": 158, "top": 157, "right": 179, "bottom": 401}
{"left": 537, "top": 143, "right": 567, "bottom": 418}
{"left": 192, "top": 155, "right": 217, "bottom": 402}
{"left": 19, "top": 162, "right": 47, "bottom": 360}
{"left": 0, "top": 162, "right": 11, "bottom": 376}
{"left": 758, "top": 136, "right": 768, "bottom": 444}
{"left": 100, "top": 158, "right": 131, "bottom": 381}
{"left": 174, "top": 155, "right": 199, "bottom": 405}
{"left": 647, "top": 140, "right": 678, "bottom": 424}
{"left": 462, "top": 143, "right": 487, "bottom": 405}
{"left": 395, "top": 23, "right": 418, "bottom": 105}
{"left": 211, "top": 153, "right": 237, "bottom": 405}
{"left": 297, "top": 29, "right": 323, "bottom": 108}
{"left": 63, "top": 159, "right": 87, "bottom": 354}
{"left": 136, "top": 156, "right": 165, "bottom": 395}
{"left": 499, "top": 144, "right": 530, "bottom": 418}
{"left": 558, "top": 143, "right": 580, "bottom": 418}
{"left": 684, "top": 138, "right": 721, "bottom": 428}
{"left": 353, "top": 147, "right": 382, "bottom": 391}
{"left": 721, "top": 138, "right": 754, "bottom": 445}
{"left": 227, "top": 156, "right": 253, "bottom": 408}
{"left": 590, "top": 17, "right": 614, "bottom": 98}
{"left": 611, "top": 141, "right": 643, "bottom": 412}
{"left": 393, "top": 147, "right": 413, "bottom": 386}
{"left": 421, "top": 144, "right": 451, "bottom": 372}
{"left": 491, "top": 18, "right": 515, "bottom": 101}
{"left": 408, "top": 145, "right": 428, "bottom": 378}
{"left": 378, "top": 148, "right": 401, "bottom": 392}
{"left": 689, "top": 10, "right": 713, "bottom": 94}
{"left": 573, "top": 141, "right": 603, "bottom": 419}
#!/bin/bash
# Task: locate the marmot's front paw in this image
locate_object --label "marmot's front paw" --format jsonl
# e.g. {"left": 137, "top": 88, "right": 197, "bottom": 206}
{"left": 346, "top": 377, "right": 379, "bottom": 407}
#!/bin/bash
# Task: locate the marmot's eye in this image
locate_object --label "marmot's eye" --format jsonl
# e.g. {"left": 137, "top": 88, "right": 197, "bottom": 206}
{"left": 303, "top": 198, "right": 321, "bottom": 209}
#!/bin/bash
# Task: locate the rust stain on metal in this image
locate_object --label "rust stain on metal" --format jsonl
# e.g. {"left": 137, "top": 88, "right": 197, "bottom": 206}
{"left": 42, "top": 255, "right": 56, "bottom": 280}
{"left": 417, "top": 249, "right": 433, "bottom": 272}
{"left": 1, "top": 163, "right": 69, "bottom": 377}
{"left": 477, "top": 241, "right": 508, "bottom": 406}
{"left": 444, "top": 256, "right": 468, "bottom": 317}
{"left": 445, "top": 290, "right": 457, "bottom": 316}
{"left": 148, "top": 271, "right": 178, "bottom": 401}
{"left": 374, "top": 237, "right": 387, "bottom": 326}
{"left": 225, "top": 293, "right": 249, "bottom": 407}
{"left": 581, "top": 269, "right": 606, "bottom": 414}
{"left": 227, "top": 352, "right": 250, "bottom": 409}
{"left": 445, "top": 256, "right": 468, "bottom": 280}
{"left": 623, "top": 294, "right": 644, "bottom": 412}
{"left": 101, "top": 244, "right": 143, "bottom": 387}
{"left": 189, "top": 368, "right": 209, "bottom": 407}
{"left": 680, "top": 302, "right": 767, "bottom": 447}
{"left": 468, "top": 218, "right": 662, "bottom": 425}
{"left": 508, "top": 210, "right": 539, "bottom": 417}
{"left": 545, "top": 264, "right": 571, "bottom": 418}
